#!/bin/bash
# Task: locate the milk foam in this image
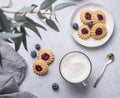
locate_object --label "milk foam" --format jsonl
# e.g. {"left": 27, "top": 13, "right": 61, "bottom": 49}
{"left": 60, "top": 52, "right": 91, "bottom": 83}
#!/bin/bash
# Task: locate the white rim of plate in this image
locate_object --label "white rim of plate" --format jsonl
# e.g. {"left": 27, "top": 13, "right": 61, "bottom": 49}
{"left": 70, "top": 2, "right": 114, "bottom": 47}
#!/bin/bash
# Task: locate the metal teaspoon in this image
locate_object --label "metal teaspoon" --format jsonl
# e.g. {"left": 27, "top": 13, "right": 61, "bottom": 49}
{"left": 93, "top": 53, "right": 114, "bottom": 88}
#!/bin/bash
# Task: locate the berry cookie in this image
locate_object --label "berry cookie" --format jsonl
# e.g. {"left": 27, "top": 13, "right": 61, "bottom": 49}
{"left": 38, "top": 49, "right": 54, "bottom": 64}
{"left": 77, "top": 25, "right": 91, "bottom": 39}
{"left": 94, "top": 10, "right": 106, "bottom": 24}
{"left": 33, "top": 60, "right": 48, "bottom": 75}
{"left": 80, "top": 9, "right": 95, "bottom": 24}
{"left": 91, "top": 23, "right": 107, "bottom": 40}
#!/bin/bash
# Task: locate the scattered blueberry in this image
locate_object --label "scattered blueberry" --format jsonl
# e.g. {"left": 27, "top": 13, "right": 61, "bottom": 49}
{"left": 31, "top": 50, "right": 37, "bottom": 58}
{"left": 73, "top": 23, "right": 79, "bottom": 30}
{"left": 35, "top": 44, "right": 41, "bottom": 50}
{"left": 88, "top": 22, "right": 94, "bottom": 28}
{"left": 52, "top": 83, "right": 59, "bottom": 91}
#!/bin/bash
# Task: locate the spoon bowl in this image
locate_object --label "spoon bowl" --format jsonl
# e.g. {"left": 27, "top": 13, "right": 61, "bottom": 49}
{"left": 105, "top": 53, "right": 114, "bottom": 65}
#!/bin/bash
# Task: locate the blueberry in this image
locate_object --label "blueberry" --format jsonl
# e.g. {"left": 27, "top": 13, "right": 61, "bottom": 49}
{"left": 35, "top": 44, "right": 41, "bottom": 50}
{"left": 73, "top": 23, "right": 79, "bottom": 30}
{"left": 52, "top": 83, "right": 59, "bottom": 91}
{"left": 88, "top": 22, "right": 94, "bottom": 28}
{"left": 31, "top": 50, "right": 37, "bottom": 58}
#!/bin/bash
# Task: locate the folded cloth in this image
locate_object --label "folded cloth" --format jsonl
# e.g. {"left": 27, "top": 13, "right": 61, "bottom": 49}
{"left": 0, "top": 40, "right": 38, "bottom": 98}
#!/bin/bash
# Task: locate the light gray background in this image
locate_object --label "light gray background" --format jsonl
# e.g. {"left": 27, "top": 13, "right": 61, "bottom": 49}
{"left": 1, "top": 0, "right": 120, "bottom": 98}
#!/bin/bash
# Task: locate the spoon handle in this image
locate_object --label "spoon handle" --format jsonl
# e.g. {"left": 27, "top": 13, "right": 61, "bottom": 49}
{"left": 93, "top": 65, "right": 107, "bottom": 88}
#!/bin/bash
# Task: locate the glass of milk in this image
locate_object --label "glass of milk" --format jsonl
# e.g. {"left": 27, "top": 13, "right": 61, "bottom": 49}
{"left": 59, "top": 51, "right": 92, "bottom": 86}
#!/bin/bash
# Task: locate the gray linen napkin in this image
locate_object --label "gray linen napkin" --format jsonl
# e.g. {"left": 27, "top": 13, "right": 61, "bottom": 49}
{"left": 0, "top": 40, "right": 38, "bottom": 98}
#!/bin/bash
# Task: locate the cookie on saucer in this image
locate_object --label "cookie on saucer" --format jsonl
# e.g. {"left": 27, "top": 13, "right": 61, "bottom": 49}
{"left": 80, "top": 9, "right": 95, "bottom": 24}
{"left": 93, "top": 10, "right": 106, "bottom": 24}
{"left": 91, "top": 23, "right": 107, "bottom": 40}
{"left": 77, "top": 25, "right": 91, "bottom": 39}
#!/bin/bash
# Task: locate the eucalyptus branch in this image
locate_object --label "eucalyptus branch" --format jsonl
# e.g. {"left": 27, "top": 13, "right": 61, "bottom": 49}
{"left": 2, "top": 9, "right": 53, "bottom": 15}
{"left": 0, "top": 0, "right": 76, "bottom": 51}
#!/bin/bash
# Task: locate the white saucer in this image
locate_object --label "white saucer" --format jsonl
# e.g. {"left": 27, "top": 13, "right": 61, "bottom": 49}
{"left": 70, "top": 3, "right": 114, "bottom": 47}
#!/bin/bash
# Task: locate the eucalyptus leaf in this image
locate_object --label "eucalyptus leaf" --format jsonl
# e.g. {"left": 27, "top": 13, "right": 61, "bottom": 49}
{"left": 31, "top": 4, "right": 38, "bottom": 8}
{"left": 10, "top": 22, "right": 24, "bottom": 27}
{"left": 46, "top": 19, "right": 59, "bottom": 32}
{"left": 0, "top": 24, "right": 3, "bottom": 32}
{"left": 49, "top": 6, "right": 52, "bottom": 12}
{"left": 37, "top": 11, "right": 45, "bottom": 19}
{"left": 25, "top": 17, "right": 46, "bottom": 31}
{"left": 0, "top": 33, "right": 22, "bottom": 39}
{"left": 5, "top": 39, "right": 13, "bottom": 43}
{"left": 1, "top": 0, "right": 13, "bottom": 8}
{"left": 46, "top": 6, "right": 52, "bottom": 12}
{"left": 7, "top": 0, "right": 13, "bottom": 8}
{"left": 12, "top": 28, "right": 22, "bottom": 51}
{"left": 40, "top": 0, "right": 57, "bottom": 10}
{"left": 23, "top": 22, "right": 42, "bottom": 39}
{"left": 54, "top": 16, "right": 59, "bottom": 24}
{"left": 0, "top": 9, "right": 11, "bottom": 32}
{"left": 54, "top": 3, "right": 76, "bottom": 11}
{"left": 14, "top": 14, "right": 25, "bottom": 22}
{"left": 14, "top": 38, "right": 21, "bottom": 51}
{"left": 20, "top": 26, "right": 28, "bottom": 51}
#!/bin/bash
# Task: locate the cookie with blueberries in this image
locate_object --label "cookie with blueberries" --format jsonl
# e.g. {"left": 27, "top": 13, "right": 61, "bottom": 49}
{"left": 91, "top": 23, "right": 107, "bottom": 40}
{"left": 77, "top": 25, "right": 91, "bottom": 39}
{"left": 33, "top": 60, "right": 48, "bottom": 75}
{"left": 93, "top": 10, "right": 106, "bottom": 24}
{"left": 80, "top": 9, "right": 95, "bottom": 24}
{"left": 38, "top": 49, "right": 54, "bottom": 65}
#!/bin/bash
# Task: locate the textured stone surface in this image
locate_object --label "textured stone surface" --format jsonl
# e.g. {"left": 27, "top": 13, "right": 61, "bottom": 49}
{"left": 1, "top": 0, "right": 120, "bottom": 98}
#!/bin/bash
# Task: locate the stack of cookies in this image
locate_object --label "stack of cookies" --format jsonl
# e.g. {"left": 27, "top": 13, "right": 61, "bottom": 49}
{"left": 33, "top": 49, "right": 54, "bottom": 75}
{"left": 76, "top": 9, "right": 107, "bottom": 40}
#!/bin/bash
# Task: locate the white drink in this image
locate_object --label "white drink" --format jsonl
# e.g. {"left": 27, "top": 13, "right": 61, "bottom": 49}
{"left": 60, "top": 52, "right": 91, "bottom": 83}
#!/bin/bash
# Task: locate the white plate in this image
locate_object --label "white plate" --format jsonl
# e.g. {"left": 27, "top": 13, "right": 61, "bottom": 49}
{"left": 70, "top": 3, "right": 114, "bottom": 47}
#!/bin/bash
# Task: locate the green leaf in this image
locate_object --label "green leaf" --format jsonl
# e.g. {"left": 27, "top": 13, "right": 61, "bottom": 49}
{"left": 0, "top": 24, "right": 3, "bottom": 32}
{"left": 31, "top": 4, "right": 38, "bottom": 8}
{"left": 8, "top": 0, "right": 13, "bottom": 8}
{"left": 20, "top": 26, "right": 28, "bottom": 51}
{"left": 14, "top": 14, "right": 25, "bottom": 22}
{"left": 14, "top": 38, "right": 21, "bottom": 51}
{"left": 23, "top": 22, "right": 42, "bottom": 39}
{"left": 25, "top": 17, "right": 46, "bottom": 31}
{"left": 46, "top": 6, "right": 52, "bottom": 12}
{"left": 12, "top": 28, "right": 22, "bottom": 51}
{"left": 1, "top": 0, "right": 13, "bottom": 8}
{"left": 48, "top": 6, "right": 52, "bottom": 12}
{"left": 37, "top": 11, "right": 45, "bottom": 19}
{"left": 5, "top": 39, "right": 13, "bottom": 43}
{"left": 40, "top": 0, "right": 57, "bottom": 10}
{"left": 54, "top": 16, "right": 59, "bottom": 24}
{"left": 0, "top": 9, "right": 11, "bottom": 32}
{"left": 0, "top": 33, "right": 22, "bottom": 39}
{"left": 10, "top": 22, "right": 24, "bottom": 27}
{"left": 54, "top": 3, "right": 76, "bottom": 11}
{"left": 46, "top": 19, "right": 59, "bottom": 32}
